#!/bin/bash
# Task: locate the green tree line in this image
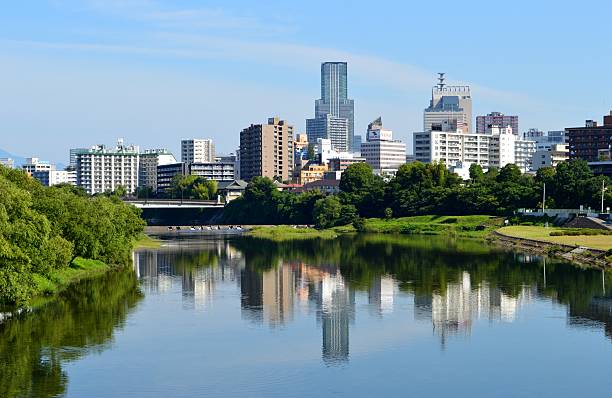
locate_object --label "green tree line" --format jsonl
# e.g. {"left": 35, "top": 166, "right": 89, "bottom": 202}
{"left": 0, "top": 166, "right": 145, "bottom": 304}
{"left": 223, "top": 159, "right": 612, "bottom": 228}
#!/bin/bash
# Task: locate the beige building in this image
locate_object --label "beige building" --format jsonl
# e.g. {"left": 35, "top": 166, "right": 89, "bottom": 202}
{"left": 239, "top": 117, "right": 294, "bottom": 181}
{"left": 299, "top": 163, "right": 328, "bottom": 184}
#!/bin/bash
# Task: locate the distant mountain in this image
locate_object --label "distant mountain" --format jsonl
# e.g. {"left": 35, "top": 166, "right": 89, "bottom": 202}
{"left": 0, "top": 148, "right": 26, "bottom": 167}
{"left": 0, "top": 149, "right": 68, "bottom": 170}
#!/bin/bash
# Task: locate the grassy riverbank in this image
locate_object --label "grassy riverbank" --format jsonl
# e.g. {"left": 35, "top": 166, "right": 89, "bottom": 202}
{"left": 356, "top": 215, "right": 503, "bottom": 237}
{"left": 247, "top": 226, "right": 339, "bottom": 241}
{"left": 246, "top": 215, "right": 503, "bottom": 241}
{"left": 133, "top": 233, "right": 163, "bottom": 249}
{"left": 497, "top": 226, "right": 612, "bottom": 251}
{"left": 30, "top": 257, "right": 111, "bottom": 304}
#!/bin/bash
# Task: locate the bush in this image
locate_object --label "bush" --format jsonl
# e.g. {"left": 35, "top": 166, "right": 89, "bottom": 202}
{"left": 353, "top": 218, "right": 366, "bottom": 232}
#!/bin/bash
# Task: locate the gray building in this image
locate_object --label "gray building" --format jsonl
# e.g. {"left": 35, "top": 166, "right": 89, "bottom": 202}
{"left": 424, "top": 73, "right": 472, "bottom": 133}
{"left": 476, "top": 112, "right": 518, "bottom": 135}
{"left": 306, "top": 114, "right": 350, "bottom": 152}
{"left": 308, "top": 62, "right": 355, "bottom": 151}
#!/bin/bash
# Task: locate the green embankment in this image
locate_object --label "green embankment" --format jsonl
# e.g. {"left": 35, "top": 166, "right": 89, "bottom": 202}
{"left": 247, "top": 226, "right": 339, "bottom": 241}
{"left": 133, "top": 233, "right": 163, "bottom": 249}
{"left": 247, "top": 215, "right": 503, "bottom": 241}
{"left": 31, "top": 257, "right": 111, "bottom": 300}
{"left": 357, "top": 215, "right": 503, "bottom": 237}
{"left": 497, "top": 226, "right": 612, "bottom": 251}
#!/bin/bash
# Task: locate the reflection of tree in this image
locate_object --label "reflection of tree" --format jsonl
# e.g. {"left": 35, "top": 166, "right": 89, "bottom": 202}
{"left": 0, "top": 270, "right": 142, "bottom": 398}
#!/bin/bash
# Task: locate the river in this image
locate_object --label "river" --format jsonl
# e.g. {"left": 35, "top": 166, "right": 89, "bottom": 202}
{"left": 2, "top": 234, "right": 612, "bottom": 397}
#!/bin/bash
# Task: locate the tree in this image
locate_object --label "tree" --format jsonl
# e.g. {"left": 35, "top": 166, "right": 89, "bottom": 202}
{"left": 469, "top": 163, "right": 485, "bottom": 183}
{"left": 313, "top": 196, "right": 342, "bottom": 229}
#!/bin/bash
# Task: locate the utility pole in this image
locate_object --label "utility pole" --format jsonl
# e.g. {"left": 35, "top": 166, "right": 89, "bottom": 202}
{"left": 601, "top": 179, "right": 606, "bottom": 213}
{"left": 542, "top": 182, "right": 546, "bottom": 213}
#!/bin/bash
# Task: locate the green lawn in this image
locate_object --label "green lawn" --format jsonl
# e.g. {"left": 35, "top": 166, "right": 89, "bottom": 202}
{"left": 247, "top": 225, "right": 338, "bottom": 241}
{"left": 359, "top": 215, "right": 503, "bottom": 237}
{"left": 497, "top": 226, "right": 612, "bottom": 251}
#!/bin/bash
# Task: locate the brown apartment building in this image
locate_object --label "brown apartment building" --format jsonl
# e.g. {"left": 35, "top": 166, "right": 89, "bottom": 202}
{"left": 567, "top": 112, "right": 612, "bottom": 161}
{"left": 240, "top": 117, "right": 294, "bottom": 181}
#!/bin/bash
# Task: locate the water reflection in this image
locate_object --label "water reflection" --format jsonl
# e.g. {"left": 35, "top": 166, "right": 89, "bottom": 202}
{"left": 134, "top": 235, "right": 612, "bottom": 364}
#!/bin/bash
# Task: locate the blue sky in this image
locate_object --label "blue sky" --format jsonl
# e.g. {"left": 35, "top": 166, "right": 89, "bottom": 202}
{"left": 1, "top": 0, "right": 611, "bottom": 163}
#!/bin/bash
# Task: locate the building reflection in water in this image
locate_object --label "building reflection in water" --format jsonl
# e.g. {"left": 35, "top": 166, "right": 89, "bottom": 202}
{"left": 135, "top": 241, "right": 612, "bottom": 361}
{"left": 415, "top": 271, "right": 535, "bottom": 348}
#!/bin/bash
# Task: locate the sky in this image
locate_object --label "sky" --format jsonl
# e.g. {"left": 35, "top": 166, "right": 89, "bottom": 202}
{"left": 1, "top": 0, "right": 611, "bottom": 164}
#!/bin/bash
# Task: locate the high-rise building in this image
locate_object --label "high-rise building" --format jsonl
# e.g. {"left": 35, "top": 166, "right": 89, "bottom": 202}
{"left": 566, "top": 113, "right": 612, "bottom": 161}
{"left": 306, "top": 114, "right": 349, "bottom": 152}
{"left": 423, "top": 73, "right": 472, "bottom": 133}
{"left": 239, "top": 117, "right": 294, "bottom": 181}
{"left": 181, "top": 139, "right": 215, "bottom": 163}
{"left": 73, "top": 139, "right": 140, "bottom": 195}
{"left": 476, "top": 112, "right": 518, "bottom": 135}
{"left": 138, "top": 149, "right": 177, "bottom": 192}
{"left": 308, "top": 62, "right": 355, "bottom": 151}
{"left": 360, "top": 117, "right": 406, "bottom": 173}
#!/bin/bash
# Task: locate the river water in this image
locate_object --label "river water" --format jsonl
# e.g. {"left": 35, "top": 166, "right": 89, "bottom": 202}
{"left": 2, "top": 234, "right": 612, "bottom": 397}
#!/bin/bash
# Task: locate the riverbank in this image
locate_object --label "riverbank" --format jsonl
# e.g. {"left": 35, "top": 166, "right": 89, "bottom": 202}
{"left": 491, "top": 226, "right": 611, "bottom": 268}
{"left": 28, "top": 257, "right": 112, "bottom": 308}
{"left": 244, "top": 215, "right": 503, "bottom": 241}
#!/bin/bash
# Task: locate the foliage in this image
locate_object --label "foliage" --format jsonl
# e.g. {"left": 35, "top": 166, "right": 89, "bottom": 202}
{"left": 170, "top": 175, "right": 217, "bottom": 200}
{"left": 0, "top": 166, "right": 145, "bottom": 304}
{"left": 221, "top": 159, "right": 612, "bottom": 227}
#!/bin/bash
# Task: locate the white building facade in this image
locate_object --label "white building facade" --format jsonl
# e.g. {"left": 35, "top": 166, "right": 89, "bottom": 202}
{"left": 74, "top": 140, "right": 140, "bottom": 195}
{"left": 361, "top": 117, "right": 406, "bottom": 173}
{"left": 181, "top": 139, "right": 215, "bottom": 163}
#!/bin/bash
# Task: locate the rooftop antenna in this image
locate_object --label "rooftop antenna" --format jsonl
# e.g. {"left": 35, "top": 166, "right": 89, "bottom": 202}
{"left": 437, "top": 72, "right": 446, "bottom": 90}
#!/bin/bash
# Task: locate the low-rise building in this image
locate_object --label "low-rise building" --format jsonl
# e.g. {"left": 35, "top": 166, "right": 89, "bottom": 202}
{"left": 0, "top": 158, "right": 15, "bottom": 168}
{"left": 189, "top": 162, "right": 235, "bottom": 181}
{"left": 156, "top": 162, "right": 187, "bottom": 196}
{"left": 299, "top": 163, "right": 328, "bottom": 184}
{"left": 531, "top": 144, "right": 569, "bottom": 171}
{"left": 217, "top": 179, "right": 248, "bottom": 202}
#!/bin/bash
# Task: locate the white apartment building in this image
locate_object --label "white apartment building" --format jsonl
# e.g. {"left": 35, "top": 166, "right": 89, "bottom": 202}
{"left": 181, "top": 139, "right": 215, "bottom": 163}
{"left": 139, "top": 149, "right": 177, "bottom": 192}
{"left": 413, "top": 125, "right": 535, "bottom": 175}
{"left": 0, "top": 158, "right": 14, "bottom": 168}
{"left": 74, "top": 139, "right": 140, "bottom": 195}
{"left": 361, "top": 117, "right": 406, "bottom": 173}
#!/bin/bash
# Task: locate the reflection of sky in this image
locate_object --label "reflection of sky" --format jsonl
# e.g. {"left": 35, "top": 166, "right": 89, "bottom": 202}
{"left": 61, "top": 244, "right": 612, "bottom": 397}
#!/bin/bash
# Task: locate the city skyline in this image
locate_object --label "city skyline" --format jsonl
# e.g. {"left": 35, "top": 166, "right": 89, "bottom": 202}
{"left": 1, "top": 1, "right": 611, "bottom": 164}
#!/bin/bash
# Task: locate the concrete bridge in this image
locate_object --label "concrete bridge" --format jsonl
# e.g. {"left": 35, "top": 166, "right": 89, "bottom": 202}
{"left": 124, "top": 199, "right": 225, "bottom": 209}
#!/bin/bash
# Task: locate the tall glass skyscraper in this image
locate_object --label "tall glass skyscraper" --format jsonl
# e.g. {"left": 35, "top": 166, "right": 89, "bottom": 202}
{"left": 307, "top": 62, "right": 355, "bottom": 152}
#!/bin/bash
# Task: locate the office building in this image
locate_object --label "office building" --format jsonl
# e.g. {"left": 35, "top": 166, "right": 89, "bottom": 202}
{"left": 360, "top": 117, "right": 406, "bottom": 172}
{"left": 424, "top": 73, "right": 472, "bottom": 133}
{"left": 73, "top": 139, "right": 139, "bottom": 195}
{"left": 306, "top": 114, "right": 350, "bottom": 152}
{"left": 239, "top": 117, "right": 294, "bottom": 181}
{"left": 139, "top": 149, "right": 177, "bottom": 192}
{"left": 156, "top": 162, "right": 187, "bottom": 195}
{"left": 352, "top": 135, "right": 362, "bottom": 154}
{"left": 306, "top": 62, "right": 354, "bottom": 152}
{"left": 567, "top": 112, "right": 612, "bottom": 161}
{"left": 476, "top": 112, "right": 519, "bottom": 135}
{"left": 531, "top": 143, "right": 569, "bottom": 171}
{"left": 181, "top": 139, "right": 215, "bottom": 163}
